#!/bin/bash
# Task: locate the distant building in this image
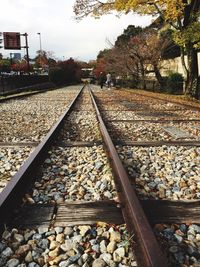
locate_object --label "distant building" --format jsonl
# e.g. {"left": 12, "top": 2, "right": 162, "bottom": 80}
{"left": 12, "top": 53, "right": 21, "bottom": 61}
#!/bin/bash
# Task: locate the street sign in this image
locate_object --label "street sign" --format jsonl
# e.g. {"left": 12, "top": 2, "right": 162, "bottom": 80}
{"left": 3, "top": 32, "right": 21, "bottom": 50}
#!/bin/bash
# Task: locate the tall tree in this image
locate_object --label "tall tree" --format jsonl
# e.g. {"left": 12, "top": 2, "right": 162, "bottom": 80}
{"left": 74, "top": 0, "right": 200, "bottom": 98}
{"left": 115, "top": 25, "right": 143, "bottom": 47}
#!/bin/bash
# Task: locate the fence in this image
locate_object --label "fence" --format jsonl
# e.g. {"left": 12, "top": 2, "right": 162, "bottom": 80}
{"left": 0, "top": 75, "right": 49, "bottom": 95}
{"left": 117, "top": 79, "right": 184, "bottom": 94}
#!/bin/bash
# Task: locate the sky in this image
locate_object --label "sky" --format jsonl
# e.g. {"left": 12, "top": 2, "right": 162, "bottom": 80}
{"left": 0, "top": 0, "right": 152, "bottom": 62}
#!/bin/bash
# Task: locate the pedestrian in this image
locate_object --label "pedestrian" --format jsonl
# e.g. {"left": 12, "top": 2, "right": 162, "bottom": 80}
{"left": 99, "top": 72, "right": 105, "bottom": 89}
{"left": 106, "top": 73, "right": 112, "bottom": 89}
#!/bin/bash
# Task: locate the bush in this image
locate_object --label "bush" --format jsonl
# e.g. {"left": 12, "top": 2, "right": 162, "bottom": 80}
{"left": 49, "top": 58, "right": 81, "bottom": 86}
{"left": 166, "top": 72, "right": 184, "bottom": 94}
{"left": 49, "top": 67, "right": 64, "bottom": 85}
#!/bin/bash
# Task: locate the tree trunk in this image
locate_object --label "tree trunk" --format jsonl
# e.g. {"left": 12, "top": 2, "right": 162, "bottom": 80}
{"left": 153, "top": 65, "right": 164, "bottom": 88}
{"left": 180, "top": 47, "right": 189, "bottom": 94}
{"left": 185, "top": 44, "right": 199, "bottom": 99}
{"left": 140, "top": 61, "right": 146, "bottom": 90}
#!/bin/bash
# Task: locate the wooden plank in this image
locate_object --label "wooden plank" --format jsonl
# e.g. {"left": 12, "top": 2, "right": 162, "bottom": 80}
{"left": 137, "top": 111, "right": 176, "bottom": 117}
{"left": 0, "top": 142, "right": 39, "bottom": 147}
{"left": 54, "top": 200, "right": 124, "bottom": 226}
{"left": 10, "top": 204, "right": 55, "bottom": 229}
{"left": 56, "top": 141, "right": 102, "bottom": 147}
{"left": 114, "top": 140, "right": 200, "bottom": 146}
{"left": 9, "top": 199, "right": 200, "bottom": 230}
{"left": 141, "top": 199, "right": 200, "bottom": 224}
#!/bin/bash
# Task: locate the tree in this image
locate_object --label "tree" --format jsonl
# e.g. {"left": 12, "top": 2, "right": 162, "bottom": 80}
{"left": 115, "top": 25, "right": 143, "bottom": 47}
{"left": 93, "top": 58, "right": 106, "bottom": 78}
{"left": 95, "top": 27, "right": 171, "bottom": 89}
{"left": 131, "top": 29, "right": 171, "bottom": 87}
{"left": 49, "top": 58, "right": 81, "bottom": 85}
{"left": 0, "top": 59, "right": 11, "bottom": 73}
{"left": 34, "top": 50, "right": 57, "bottom": 70}
{"left": 73, "top": 0, "right": 200, "bottom": 98}
{"left": 11, "top": 62, "right": 33, "bottom": 73}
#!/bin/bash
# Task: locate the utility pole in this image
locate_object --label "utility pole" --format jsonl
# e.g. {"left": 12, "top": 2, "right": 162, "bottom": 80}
{"left": 22, "top": 33, "right": 30, "bottom": 73}
{"left": 37, "top": 32, "right": 42, "bottom": 53}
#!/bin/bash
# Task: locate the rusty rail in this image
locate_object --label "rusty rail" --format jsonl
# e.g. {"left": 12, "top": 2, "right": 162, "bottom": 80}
{"left": 0, "top": 85, "right": 84, "bottom": 232}
{"left": 128, "top": 90, "right": 200, "bottom": 112}
{"left": 88, "top": 85, "right": 168, "bottom": 267}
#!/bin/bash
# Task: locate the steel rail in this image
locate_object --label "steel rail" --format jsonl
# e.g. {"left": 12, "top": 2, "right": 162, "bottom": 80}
{"left": 106, "top": 119, "right": 200, "bottom": 123}
{"left": 126, "top": 90, "right": 200, "bottom": 112}
{"left": 88, "top": 85, "right": 168, "bottom": 267}
{"left": 0, "top": 85, "right": 84, "bottom": 232}
{"left": 0, "top": 88, "right": 51, "bottom": 103}
{"left": 114, "top": 140, "right": 200, "bottom": 147}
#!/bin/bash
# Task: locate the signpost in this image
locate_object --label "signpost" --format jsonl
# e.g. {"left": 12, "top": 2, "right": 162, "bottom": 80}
{"left": 1, "top": 32, "right": 30, "bottom": 73}
{"left": 3, "top": 32, "right": 21, "bottom": 50}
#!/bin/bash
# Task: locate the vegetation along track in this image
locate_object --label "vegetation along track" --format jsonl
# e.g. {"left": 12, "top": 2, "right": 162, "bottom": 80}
{"left": 0, "top": 84, "right": 199, "bottom": 266}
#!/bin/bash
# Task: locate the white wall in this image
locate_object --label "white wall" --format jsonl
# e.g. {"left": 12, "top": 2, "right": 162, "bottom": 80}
{"left": 160, "top": 52, "right": 200, "bottom": 77}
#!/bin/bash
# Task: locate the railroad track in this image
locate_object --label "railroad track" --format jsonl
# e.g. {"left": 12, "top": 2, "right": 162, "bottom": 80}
{"left": 0, "top": 86, "right": 81, "bottom": 193}
{"left": 0, "top": 84, "right": 199, "bottom": 267}
{"left": 92, "top": 85, "right": 200, "bottom": 267}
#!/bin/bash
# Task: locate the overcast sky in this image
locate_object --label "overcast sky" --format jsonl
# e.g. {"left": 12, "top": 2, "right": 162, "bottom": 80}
{"left": 0, "top": 0, "right": 152, "bottom": 62}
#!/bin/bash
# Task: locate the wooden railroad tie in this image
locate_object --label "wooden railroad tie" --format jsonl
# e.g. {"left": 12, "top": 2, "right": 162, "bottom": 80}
{"left": 9, "top": 200, "right": 200, "bottom": 229}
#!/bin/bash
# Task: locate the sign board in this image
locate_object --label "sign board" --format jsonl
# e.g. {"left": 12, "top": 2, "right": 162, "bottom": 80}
{"left": 3, "top": 32, "right": 21, "bottom": 50}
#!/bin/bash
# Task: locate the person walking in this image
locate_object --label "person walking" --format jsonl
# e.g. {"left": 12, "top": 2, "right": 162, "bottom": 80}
{"left": 99, "top": 72, "right": 105, "bottom": 89}
{"left": 106, "top": 73, "right": 112, "bottom": 89}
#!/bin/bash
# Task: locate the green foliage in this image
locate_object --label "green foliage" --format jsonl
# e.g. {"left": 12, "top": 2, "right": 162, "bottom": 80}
{"left": 165, "top": 72, "right": 184, "bottom": 94}
{"left": 115, "top": 25, "right": 143, "bottom": 46}
{"left": 0, "top": 59, "right": 11, "bottom": 73}
{"left": 173, "top": 21, "right": 200, "bottom": 49}
{"left": 97, "top": 49, "right": 111, "bottom": 60}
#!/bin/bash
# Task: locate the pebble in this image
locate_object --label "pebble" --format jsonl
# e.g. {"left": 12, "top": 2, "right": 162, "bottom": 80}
{"left": 6, "top": 258, "right": 19, "bottom": 267}
{"left": 0, "top": 223, "right": 137, "bottom": 266}
{"left": 61, "top": 111, "right": 101, "bottom": 142}
{"left": 155, "top": 223, "right": 200, "bottom": 266}
{"left": 109, "top": 120, "right": 200, "bottom": 142}
{"left": 92, "top": 258, "right": 106, "bottom": 267}
{"left": 24, "top": 145, "right": 117, "bottom": 204}
{"left": 117, "top": 145, "right": 200, "bottom": 200}
{"left": 2, "top": 247, "right": 13, "bottom": 257}
{"left": 0, "top": 87, "right": 79, "bottom": 143}
{"left": 0, "top": 146, "right": 33, "bottom": 192}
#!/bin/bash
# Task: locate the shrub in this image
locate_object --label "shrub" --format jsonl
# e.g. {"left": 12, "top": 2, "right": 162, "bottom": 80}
{"left": 49, "top": 67, "right": 64, "bottom": 85}
{"left": 49, "top": 58, "right": 81, "bottom": 86}
{"left": 166, "top": 72, "right": 184, "bottom": 94}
